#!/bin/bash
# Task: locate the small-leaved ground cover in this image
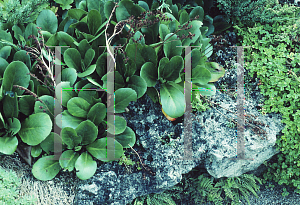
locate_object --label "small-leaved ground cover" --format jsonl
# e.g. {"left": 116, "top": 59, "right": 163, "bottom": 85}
{"left": 234, "top": 5, "right": 300, "bottom": 196}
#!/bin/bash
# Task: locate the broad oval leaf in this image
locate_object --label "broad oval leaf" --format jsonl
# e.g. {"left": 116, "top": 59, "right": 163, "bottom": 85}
{"left": 192, "top": 65, "right": 211, "bottom": 85}
{"left": 31, "top": 145, "right": 42, "bottom": 158}
{"left": 77, "top": 64, "right": 96, "bottom": 78}
{"left": 55, "top": 110, "right": 83, "bottom": 130}
{"left": 40, "top": 132, "right": 62, "bottom": 154}
{"left": 86, "top": 137, "right": 124, "bottom": 162}
{"left": 158, "top": 56, "right": 184, "bottom": 82}
{"left": 0, "top": 46, "right": 11, "bottom": 60}
{"left": 115, "top": 127, "right": 136, "bottom": 148}
{"left": 34, "top": 95, "right": 55, "bottom": 123}
{"left": 19, "top": 95, "right": 35, "bottom": 116}
{"left": 61, "top": 127, "right": 82, "bottom": 149}
{"left": 2, "top": 61, "right": 30, "bottom": 95}
{"left": 140, "top": 62, "right": 157, "bottom": 87}
{"left": 32, "top": 155, "right": 61, "bottom": 181}
{"left": 64, "top": 48, "right": 82, "bottom": 72}
{"left": 87, "top": 9, "right": 102, "bottom": 35}
{"left": 75, "top": 152, "right": 97, "bottom": 180}
{"left": 7, "top": 118, "right": 21, "bottom": 136}
{"left": 67, "top": 97, "right": 91, "bottom": 118}
{"left": 19, "top": 113, "right": 52, "bottom": 146}
{"left": 193, "top": 83, "right": 216, "bottom": 96}
{"left": 127, "top": 75, "right": 147, "bottom": 99}
{"left": 107, "top": 115, "right": 126, "bottom": 135}
{"left": 62, "top": 68, "right": 77, "bottom": 86}
{"left": 87, "top": 103, "right": 106, "bottom": 126}
{"left": 55, "top": 82, "right": 77, "bottom": 107}
{"left": 0, "top": 135, "right": 18, "bottom": 155}
{"left": 59, "top": 150, "right": 79, "bottom": 172}
{"left": 160, "top": 82, "right": 186, "bottom": 118}
{"left": 163, "top": 33, "right": 182, "bottom": 59}
{"left": 115, "top": 88, "right": 137, "bottom": 113}
{"left": 75, "top": 120, "right": 98, "bottom": 146}
{"left": 36, "top": 10, "right": 58, "bottom": 34}
{"left": 0, "top": 57, "right": 9, "bottom": 77}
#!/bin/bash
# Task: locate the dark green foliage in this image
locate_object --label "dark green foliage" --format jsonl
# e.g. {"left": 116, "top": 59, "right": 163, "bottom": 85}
{"left": 216, "top": 0, "right": 299, "bottom": 27}
{"left": 0, "top": 0, "right": 49, "bottom": 27}
{"left": 234, "top": 5, "right": 300, "bottom": 194}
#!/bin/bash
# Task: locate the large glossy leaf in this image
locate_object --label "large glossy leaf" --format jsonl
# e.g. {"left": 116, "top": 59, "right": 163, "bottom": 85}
{"left": 160, "top": 82, "right": 186, "bottom": 118}
{"left": 2, "top": 61, "right": 30, "bottom": 95}
{"left": 192, "top": 65, "right": 211, "bottom": 85}
{"left": 107, "top": 115, "right": 126, "bottom": 135}
{"left": 7, "top": 118, "right": 21, "bottom": 136}
{"left": 159, "top": 24, "right": 170, "bottom": 43}
{"left": 59, "top": 150, "right": 79, "bottom": 172}
{"left": 61, "top": 127, "right": 82, "bottom": 149}
{"left": 3, "top": 94, "right": 18, "bottom": 119}
{"left": 77, "top": 64, "right": 96, "bottom": 78}
{"left": 87, "top": 9, "right": 102, "bottom": 35}
{"left": 0, "top": 30, "right": 13, "bottom": 49}
{"left": 189, "top": 6, "right": 204, "bottom": 22}
{"left": 77, "top": 83, "right": 98, "bottom": 104}
{"left": 87, "top": 103, "right": 106, "bottom": 126}
{"left": 68, "top": 8, "right": 88, "bottom": 21}
{"left": 64, "top": 48, "right": 82, "bottom": 72}
{"left": 75, "top": 120, "right": 98, "bottom": 146}
{"left": 19, "top": 95, "right": 35, "bottom": 116}
{"left": 115, "top": 88, "right": 137, "bottom": 113}
{"left": 158, "top": 56, "right": 184, "bottom": 82}
{"left": 193, "top": 83, "right": 216, "bottom": 96}
{"left": 13, "top": 50, "right": 31, "bottom": 70}
{"left": 31, "top": 144, "right": 42, "bottom": 158}
{"left": 116, "top": 0, "right": 145, "bottom": 22}
{"left": 115, "top": 127, "right": 136, "bottom": 149}
{"left": 40, "top": 132, "right": 62, "bottom": 154}
{"left": 83, "top": 48, "right": 95, "bottom": 69}
{"left": 78, "top": 39, "right": 92, "bottom": 59}
{"left": 67, "top": 97, "right": 91, "bottom": 118}
{"left": 18, "top": 113, "right": 52, "bottom": 146}
{"left": 0, "top": 46, "right": 11, "bottom": 59}
{"left": 55, "top": 110, "right": 83, "bottom": 130}
{"left": 34, "top": 95, "right": 55, "bottom": 123}
{"left": 24, "top": 23, "right": 38, "bottom": 44}
{"left": 32, "top": 155, "right": 61, "bottom": 181}
{"left": 55, "top": 82, "right": 77, "bottom": 107}
{"left": 163, "top": 33, "right": 182, "bottom": 59}
{"left": 0, "top": 57, "right": 9, "bottom": 77}
{"left": 75, "top": 152, "right": 97, "bottom": 180}
{"left": 86, "top": 137, "right": 124, "bottom": 162}
{"left": 177, "top": 20, "right": 203, "bottom": 46}
{"left": 127, "top": 75, "right": 147, "bottom": 99}
{"left": 36, "top": 10, "right": 58, "bottom": 34}
{"left": 0, "top": 135, "right": 18, "bottom": 155}
{"left": 101, "top": 71, "right": 125, "bottom": 94}
{"left": 62, "top": 68, "right": 77, "bottom": 86}
{"left": 205, "top": 62, "right": 226, "bottom": 82}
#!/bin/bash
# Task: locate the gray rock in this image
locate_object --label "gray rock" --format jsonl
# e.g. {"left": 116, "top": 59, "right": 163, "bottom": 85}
{"left": 73, "top": 78, "right": 284, "bottom": 204}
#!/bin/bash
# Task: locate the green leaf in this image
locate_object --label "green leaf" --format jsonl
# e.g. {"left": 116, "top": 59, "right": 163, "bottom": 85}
{"left": 87, "top": 9, "right": 102, "bottom": 35}
{"left": 55, "top": 110, "right": 83, "bottom": 130}
{"left": 192, "top": 65, "right": 211, "bottom": 84}
{"left": 115, "top": 127, "right": 136, "bottom": 148}
{"left": 75, "top": 152, "right": 97, "bottom": 180}
{"left": 67, "top": 97, "right": 91, "bottom": 118}
{"left": 101, "top": 71, "right": 125, "bottom": 94}
{"left": 116, "top": 0, "right": 146, "bottom": 22}
{"left": 107, "top": 115, "right": 126, "bottom": 135}
{"left": 115, "top": 88, "right": 137, "bottom": 113}
{"left": 0, "top": 57, "right": 9, "bottom": 77}
{"left": 2, "top": 61, "right": 30, "bottom": 95}
{"left": 87, "top": 103, "right": 106, "bottom": 126}
{"left": 0, "top": 135, "right": 18, "bottom": 155}
{"left": 205, "top": 62, "right": 225, "bottom": 82}
{"left": 160, "top": 82, "right": 185, "bottom": 118}
{"left": 159, "top": 24, "right": 170, "bottom": 43}
{"left": 127, "top": 75, "right": 147, "bottom": 99}
{"left": 31, "top": 145, "right": 42, "bottom": 158}
{"left": 193, "top": 83, "right": 216, "bottom": 96}
{"left": 24, "top": 23, "right": 38, "bottom": 44}
{"left": 37, "top": 85, "right": 51, "bottom": 97}
{"left": 163, "top": 33, "right": 182, "bottom": 59}
{"left": 18, "top": 113, "right": 53, "bottom": 146}
{"left": 77, "top": 83, "right": 98, "bottom": 104}
{"left": 75, "top": 120, "right": 98, "bottom": 145}
{"left": 19, "top": 95, "right": 35, "bottom": 116}
{"left": 189, "top": 6, "right": 204, "bottom": 22}
{"left": 68, "top": 8, "right": 88, "bottom": 21}
{"left": 64, "top": 48, "right": 82, "bottom": 72}
{"left": 62, "top": 68, "right": 77, "bottom": 86}
{"left": 59, "top": 150, "right": 79, "bottom": 172}
{"left": 36, "top": 10, "right": 58, "bottom": 34}
{"left": 3, "top": 94, "right": 18, "bottom": 119}
{"left": 32, "top": 155, "right": 61, "bottom": 181}
{"left": 78, "top": 39, "right": 92, "bottom": 59}
{"left": 40, "top": 132, "right": 63, "bottom": 154}
{"left": 12, "top": 25, "right": 24, "bottom": 43}
{"left": 179, "top": 10, "right": 189, "bottom": 24}
{"left": 34, "top": 95, "right": 55, "bottom": 123}
{"left": 55, "top": 82, "right": 77, "bottom": 107}
{"left": 86, "top": 137, "right": 124, "bottom": 162}
{"left": 0, "top": 46, "right": 11, "bottom": 60}
{"left": 61, "top": 127, "right": 82, "bottom": 149}
{"left": 7, "top": 118, "right": 21, "bottom": 136}
{"left": 158, "top": 56, "right": 184, "bottom": 81}
{"left": 13, "top": 50, "right": 31, "bottom": 70}
{"left": 0, "top": 30, "right": 13, "bottom": 49}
